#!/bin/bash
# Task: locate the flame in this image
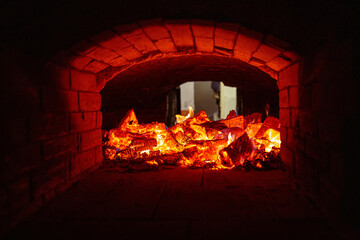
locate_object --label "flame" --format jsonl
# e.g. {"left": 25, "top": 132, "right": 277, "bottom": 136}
{"left": 103, "top": 107, "right": 281, "bottom": 170}
{"left": 175, "top": 106, "right": 194, "bottom": 123}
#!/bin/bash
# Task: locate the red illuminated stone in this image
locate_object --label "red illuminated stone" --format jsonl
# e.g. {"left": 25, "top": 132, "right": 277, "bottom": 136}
{"left": 138, "top": 18, "right": 171, "bottom": 40}
{"left": 214, "top": 22, "right": 239, "bottom": 50}
{"left": 154, "top": 39, "right": 177, "bottom": 53}
{"left": 253, "top": 44, "right": 281, "bottom": 62}
{"left": 191, "top": 20, "right": 214, "bottom": 38}
{"left": 164, "top": 20, "right": 193, "bottom": 48}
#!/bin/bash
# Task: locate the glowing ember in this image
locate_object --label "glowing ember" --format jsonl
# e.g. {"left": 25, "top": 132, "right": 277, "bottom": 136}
{"left": 103, "top": 108, "right": 281, "bottom": 170}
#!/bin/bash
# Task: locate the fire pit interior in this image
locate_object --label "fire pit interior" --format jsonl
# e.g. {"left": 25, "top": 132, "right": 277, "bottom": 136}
{"left": 1, "top": 1, "right": 358, "bottom": 239}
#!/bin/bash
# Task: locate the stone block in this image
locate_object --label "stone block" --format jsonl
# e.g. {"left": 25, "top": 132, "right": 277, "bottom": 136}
{"left": 115, "top": 46, "right": 143, "bottom": 60}
{"left": 29, "top": 113, "right": 69, "bottom": 141}
{"left": 90, "top": 30, "right": 130, "bottom": 52}
{"left": 279, "top": 88, "right": 289, "bottom": 108}
{"left": 108, "top": 56, "right": 129, "bottom": 67}
{"left": 139, "top": 18, "right": 171, "bottom": 40}
{"left": 154, "top": 39, "right": 177, "bottom": 53}
{"left": 71, "top": 148, "right": 96, "bottom": 177}
{"left": 194, "top": 37, "right": 214, "bottom": 52}
{"left": 289, "top": 86, "right": 299, "bottom": 107}
{"left": 83, "top": 60, "right": 109, "bottom": 73}
{"left": 70, "top": 69, "right": 98, "bottom": 92}
{"left": 125, "top": 33, "right": 157, "bottom": 53}
{"left": 113, "top": 23, "right": 143, "bottom": 38}
{"left": 278, "top": 63, "right": 299, "bottom": 89}
{"left": 164, "top": 20, "right": 193, "bottom": 48}
{"left": 85, "top": 47, "right": 119, "bottom": 62}
{"left": 279, "top": 108, "right": 290, "bottom": 127}
{"left": 267, "top": 56, "right": 292, "bottom": 71}
{"left": 191, "top": 20, "right": 214, "bottom": 38}
{"left": 96, "top": 111, "right": 102, "bottom": 128}
{"left": 252, "top": 44, "right": 281, "bottom": 63}
{"left": 79, "top": 92, "right": 101, "bottom": 111}
{"left": 214, "top": 22, "right": 239, "bottom": 50}
{"left": 70, "top": 39, "right": 98, "bottom": 56}
{"left": 42, "top": 134, "right": 78, "bottom": 160}
{"left": 81, "top": 128, "right": 102, "bottom": 151}
{"left": 70, "top": 112, "right": 96, "bottom": 133}
{"left": 95, "top": 146, "right": 103, "bottom": 163}
{"left": 233, "top": 27, "right": 263, "bottom": 63}
{"left": 249, "top": 58, "right": 265, "bottom": 67}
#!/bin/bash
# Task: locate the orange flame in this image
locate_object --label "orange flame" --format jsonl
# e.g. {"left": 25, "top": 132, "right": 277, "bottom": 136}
{"left": 104, "top": 107, "right": 281, "bottom": 170}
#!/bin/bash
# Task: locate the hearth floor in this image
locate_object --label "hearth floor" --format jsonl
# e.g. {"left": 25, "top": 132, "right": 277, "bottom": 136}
{"left": 5, "top": 168, "right": 341, "bottom": 240}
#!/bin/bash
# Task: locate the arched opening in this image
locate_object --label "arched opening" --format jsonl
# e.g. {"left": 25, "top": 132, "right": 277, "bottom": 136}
{"left": 100, "top": 55, "right": 279, "bottom": 129}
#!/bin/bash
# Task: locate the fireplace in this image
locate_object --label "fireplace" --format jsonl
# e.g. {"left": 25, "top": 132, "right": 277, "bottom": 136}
{"left": 1, "top": 1, "right": 358, "bottom": 239}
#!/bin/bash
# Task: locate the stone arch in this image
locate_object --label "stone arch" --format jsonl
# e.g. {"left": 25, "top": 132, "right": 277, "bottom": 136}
{"left": 48, "top": 18, "right": 301, "bottom": 171}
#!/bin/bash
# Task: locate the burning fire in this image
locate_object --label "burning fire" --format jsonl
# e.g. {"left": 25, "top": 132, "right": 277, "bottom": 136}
{"left": 103, "top": 108, "right": 281, "bottom": 170}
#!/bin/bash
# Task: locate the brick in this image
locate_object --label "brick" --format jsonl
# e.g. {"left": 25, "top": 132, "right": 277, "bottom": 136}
{"left": 289, "top": 86, "right": 299, "bottom": 107}
{"left": 214, "top": 22, "right": 239, "bottom": 50}
{"left": 71, "top": 148, "right": 96, "bottom": 177}
{"left": 266, "top": 56, "right": 291, "bottom": 71}
{"left": 194, "top": 37, "right": 214, "bottom": 52}
{"left": 164, "top": 20, "right": 193, "bottom": 48}
{"left": 280, "top": 126, "right": 287, "bottom": 145}
{"left": 191, "top": 20, "right": 214, "bottom": 38}
{"left": 258, "top": 65, "right": 278, "bottom": 80}
{"left": 108, "top": 56, "right": 129, "bottom": 67}
{"left": 70, "top": 39, "right": 98, "bottom": 56}
{"left": 283, "top": 50, "right": 301, "bottom": 62}
{"left": 125, "top": 33, "right": 157, "bottom": 53}
{"left": 154, "top": 39, "right": 177, "bottom": 53}
{"left": 96, "top": 111, "right": 103, "bottom": 128}
{"left": 79, "top": 92, "right": 101, "bottom": 111}
{"left": 290, "top": 108, "right": 299, "bottom": 129}
{"left": 253, "top": 44, "right": 281, "bottom": 62}
{"left": 86, "top": 46, "right": 119, "bottom": 62}
{"left": 43, "top": 63, "right": 70, "bottom": 89}
{"left": 233, "top": 27, "right": 263, "bottom": 62}
{"left": 83, "top": 60, "right": 109, "bottom": 73}
{"left": 139, "top": 18, "right": 171, "bottom": 40}
{"left": 115, "top": 46, "right": 143, "bottom": 60}
{"left": 81, "top": 129, "right": 102, "bottom": 151}
{"left": 51, "top": 50, "right": 93, "bottom": 70}
{"left": 42, "top": 88, "right": 78, "bottom": 113}
{"left": 70, "top": 112, "right": 96, "bottom": 133}
{"left": 95, "top": 145, "right": 103, "bottom": 163}
{"left": 279, "top": 108, "right": 290, "bottom": 127}
{"left": 90, "top": 30, "right": 130, "bottom": 52}
{"left": 29, "top": 113, "right": 69, "bottom": 141}
{"left": 278, "top": 63, "right": 299, "bottom": 89}
{"left": 42, "top": 134, "right": 78, "bottom": 160}
{"left": 113, "top": 23, "right": 143, "bottom": 38}
{"left": 279, "top": 88, "right": 289, "bottom": 108}
{"left": 70, "top": 69, "right": 98, "bottom": 92}
{"left": 265, "top": 34, "right": 290, "bottom": 51}
{"left": 249, "top": 58, "right": 265, "bottom": 67}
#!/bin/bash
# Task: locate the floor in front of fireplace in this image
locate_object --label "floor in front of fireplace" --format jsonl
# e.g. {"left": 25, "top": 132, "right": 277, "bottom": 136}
{"left": 5, "top": 168, "right": 341, "bottom": 240}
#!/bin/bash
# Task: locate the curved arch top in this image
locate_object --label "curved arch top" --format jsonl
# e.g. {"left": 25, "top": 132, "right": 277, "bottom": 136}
{"left": 51, "top": 18, "right": 300, "bottom": 87}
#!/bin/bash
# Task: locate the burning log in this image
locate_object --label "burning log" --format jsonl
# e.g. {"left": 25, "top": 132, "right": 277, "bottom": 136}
{"left": 103, "top": 108, "right": 281, "bottom": 171}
